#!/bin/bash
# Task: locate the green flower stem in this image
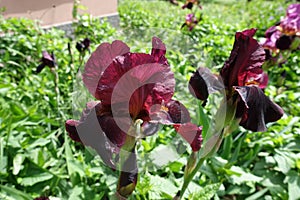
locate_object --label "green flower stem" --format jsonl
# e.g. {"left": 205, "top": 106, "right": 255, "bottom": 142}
{"left": 50, "top": 67, "right": 66, "bottom": 120}
{"left": 178, "top": 156, "right": 206, "bottom": 199}
{"left": 177, "top": 128, "right": 225, "bottom": 199}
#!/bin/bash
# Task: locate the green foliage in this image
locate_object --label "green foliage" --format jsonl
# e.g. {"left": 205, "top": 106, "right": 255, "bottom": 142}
{"left": 0, "top": 0, "right": 299, "bottom": 199}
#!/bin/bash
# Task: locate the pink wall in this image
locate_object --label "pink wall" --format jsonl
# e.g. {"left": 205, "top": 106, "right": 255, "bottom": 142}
{"left": 0, "top": 0, "right": 118, "bottom": 27}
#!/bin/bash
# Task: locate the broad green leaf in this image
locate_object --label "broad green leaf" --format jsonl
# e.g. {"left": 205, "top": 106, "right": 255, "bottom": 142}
{"left": 168, "top": 161, "right": 184, "bottom": 173}
{"left": 0, "top": 156, "right": 7, "bottom": 174}
{"left": 0, "top": 185, "right": 32, "bottom": 200}
{"left": 64, "top": 134, "right": 85, "bottom": 177}
{"left": 29, "top": 138, "right": 50, "bottom": 149}
{"left": 148, "top": 174, "right": 178, "bottom": 198}
{"left": 274, "top": 154, "right": 293, "bottom": 174}
{"left": 189, "top": 183, "right": 221, "bottom": 200}
{"left": 68, "top": 185, "right": 83, "bottom": 200}
{"left": 13, "top": 154, "right": 24, "bottom": 175}
{"left": 229, "top": 166, "right": 263, "bottom": 185}
{"left": 19, "top": 172, "right": 53, "bottom": 186}
{"left": 245, "top": 188, "right": 268, "bottom": 200}
{"left": 284, "top": 171, "right": 300, "bottom": 200}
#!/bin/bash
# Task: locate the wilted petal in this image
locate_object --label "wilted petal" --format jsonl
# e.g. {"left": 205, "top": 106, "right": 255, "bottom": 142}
{"left": 36, "top": 63, "right": 46, "bottom": 74}
{"left": 83, "top": 40, "right": 130, "bottom": 99}
{"left": 42, "top": 51, "right": 55, "bottom": 66}
{"left": 221, "top": 29, "right": 266, "bottom": 88}
{"left": 182, "top": 0, "right": 201, "bottom": 10}
{"left": 234, "top": 85, "right": 284, "bottom": 132}
{"left": 174, "top": 123, "right": 203, "bottom": 151}
{"left": 36, "top": 51, "right": 55, "bottom": 73}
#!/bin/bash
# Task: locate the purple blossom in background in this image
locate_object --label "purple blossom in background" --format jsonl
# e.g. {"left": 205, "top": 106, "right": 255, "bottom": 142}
{"left": 280, "top": 3, "right": 300, "bottom": 36}
{"left": 262, "top": 4, "right": 300, "bottom": 54}
{"left": 182, "top": 13, "right": 199, "bottom": 31}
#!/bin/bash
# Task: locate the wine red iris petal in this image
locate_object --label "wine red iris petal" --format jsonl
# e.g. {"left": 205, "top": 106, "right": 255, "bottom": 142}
{"left": 221, "top": 29, "right": 266, "bottom": 88}
{"left": 83, "top": 40, "right": 130, "bottom": 98}
{"left": 234, "top": 85, "right": 284, "bottom": 132}
{"left": 174, "top": 123, "right": 203, "bottom": 152}
{"left": 65, "top": 101, "right": 127, "bottom": 168}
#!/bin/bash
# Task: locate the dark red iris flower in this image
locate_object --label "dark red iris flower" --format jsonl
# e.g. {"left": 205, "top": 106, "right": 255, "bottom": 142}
{"left": 76, "top": 38, "right": 91, "bottom": 53}
{"left": 189, "top": 29, "right": 283, "bottom": 132}
{"left": 66, "top": 37, "right": 203, "bottom": 197}
{"left": 182, "top": 0, "right": 202, "bottom": 10}
{"left": 66, "top": 37, "right": 202, "bottom": 153}
{"left": 36, "top": 51, "right": 56, "bottom": 73}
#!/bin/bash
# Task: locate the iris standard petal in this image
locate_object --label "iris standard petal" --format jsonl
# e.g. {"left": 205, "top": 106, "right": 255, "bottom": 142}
{"left": 221, "top": 29, "right": 266, "bottom": 88}
{"left": 234, "top": 85, "right": 284, "bottom": 132}
{"left": 99, "top": 53, "right": 174, "bottom": 120}
{"left": 82, "top": 40, "right": 130, "bottom": 99}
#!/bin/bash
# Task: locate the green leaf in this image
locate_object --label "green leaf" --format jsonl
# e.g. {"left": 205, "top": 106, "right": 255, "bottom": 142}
{"left": 284, "top": 171, "right": 300, "bottom": 200}
{"left": 0, "top": 185, "right": 32, "bottom": 200}
{"left": 13, "top": 154, "right": 24, "bottom": 175}
{"left": 221, "top": 134, "right": 232, "bottom": 159}
{"left": 245, "top": 188, "right": 268, "bottom": 200}
{"left": 148, "top": 174, "right": 178, "bottom": 198}
{"left": 274, "top": 153, "right": 293, "bottom": 174}
{"left": 168, "top": 161, "right": 184, "bottom": 173}
{"left": 229, "top": 166, "right": 263, "bottom": 185}
{"left": 189, "top": 183, "right": 221, "bottom": 200}
{"left": 19, "top": 172, "right": 53, "bottom": 186}
{"left": 10, "top": 103, "right": 26, "bottom": 116}
{"left": 0, "top": 156, "right": 7, "bottom": 174}
{"left": 64, "top": 134, "right": 85, "bottom": 177}
{"left": 197, "top": 102, "right": 210, "bottom": 138}
{"left": 68, "top": 185, "right": 83, "bottom": 200}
